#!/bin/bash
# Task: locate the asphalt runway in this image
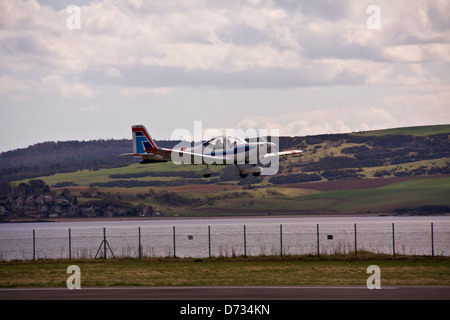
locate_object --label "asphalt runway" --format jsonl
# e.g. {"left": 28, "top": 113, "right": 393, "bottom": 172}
{"left": 1, "top": 285, "right": 449, "bottom": 300}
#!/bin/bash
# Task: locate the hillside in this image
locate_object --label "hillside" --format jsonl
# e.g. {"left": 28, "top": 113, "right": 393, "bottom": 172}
{"left": 0, "top": 139, "right": 179, "bottom": 182}
{"left": 275, "top": 124, "right": 450, "bottom": 182}
{"left": 1, "top": 124, "right": 449, "bottom": 183}
{"left": 1, "top": 124, "right": 449, "bottom": 220}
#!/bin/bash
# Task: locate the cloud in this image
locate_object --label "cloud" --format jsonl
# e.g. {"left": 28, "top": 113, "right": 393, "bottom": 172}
{"left": 0, "top": 75, "right": 29, "bottom": 101}
{"left": 119, "top": 86, "right": 171, "bottom": 97}
{"left": 381, "top": 89, "right": 450, "bottom": 125}
{"left": 381, "top": 44, "right": 450, "bottom": 63}
{"left": 236, "top": 83, "right": 450, "bottom": 137}
{"left": 237, "top": 105, "right": 400, "bottom": 137}
{"left": 41, "top": 75, "right": 94, "bottom": 98}
{"left": 1, "top": 0, "right": 449, "bottom": 92}
{"left": 0, "top": 0, "right": 449, "bottom": 153}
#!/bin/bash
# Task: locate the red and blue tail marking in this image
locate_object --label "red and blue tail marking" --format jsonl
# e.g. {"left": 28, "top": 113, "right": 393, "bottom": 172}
{"left": 132, "top": 125, "right": 158, "bottom": 154}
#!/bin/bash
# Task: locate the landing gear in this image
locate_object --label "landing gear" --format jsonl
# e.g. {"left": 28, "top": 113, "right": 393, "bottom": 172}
{"left": 199, "top": 166, "right": 213, "bottom": 178}
{"left": 236, "top": 164, "right": 262, "bottom": 179}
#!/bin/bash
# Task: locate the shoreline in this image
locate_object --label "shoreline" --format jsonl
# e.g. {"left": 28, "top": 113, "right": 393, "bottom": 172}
{"left": 2, "top": 212, "right": 449, "bottom": 223}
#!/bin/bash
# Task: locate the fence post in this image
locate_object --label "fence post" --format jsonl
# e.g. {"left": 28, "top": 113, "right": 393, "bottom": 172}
{"left": 103, "top": 228, "right": 107, "bottom": 259}
{"left": 208, "top": 226, "right": 211, "bottom": 259}
{"left": 69, "top": 228, "right": 72, "bottom": 260}
{"left": 280, "top": 224, "right": 283, "bottom": 257}
{"left": 94, "top": 227, "right": 115, "bottom": 259}
{"left": 316, "top": 224, "right": 320, "bottom": 257}
{"left": 354, "top": 223, "right": 357, "bottom": 256}
{"left": 173, "top": 226, "right": 176, "bottom": 258}
{"left": 392, "top": 223, "right": 395, "bottom": 257}
{"left": 138, "top": 227, "right": 142, "bottom": 259}
{"left": 431, "top": 222, "right": 434, "bottom": 257}
{"left": 243, "top": 225, "right": 247, "bottom": 257}
{"left": 32, "top": 229, "right": 36, "bottom": 261}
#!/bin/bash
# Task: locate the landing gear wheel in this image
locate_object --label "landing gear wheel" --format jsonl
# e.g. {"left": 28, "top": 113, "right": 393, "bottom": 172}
{"left": 199, "top": 166, "right": 213, "bottom": 178}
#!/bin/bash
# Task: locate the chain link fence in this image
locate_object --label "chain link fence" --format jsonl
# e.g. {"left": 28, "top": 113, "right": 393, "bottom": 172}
{"left": 1, "top": 220, "right": 449, "bottom": 261}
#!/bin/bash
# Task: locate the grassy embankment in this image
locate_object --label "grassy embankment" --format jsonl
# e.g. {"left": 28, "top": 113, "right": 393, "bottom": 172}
{"left": 1, "top": 254, "right": 450, "bottom": 288}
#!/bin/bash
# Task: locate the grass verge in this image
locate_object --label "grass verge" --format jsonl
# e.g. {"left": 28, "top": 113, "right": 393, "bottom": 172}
{"left": 1, "top": 253, "right": 449, "bottom": 288}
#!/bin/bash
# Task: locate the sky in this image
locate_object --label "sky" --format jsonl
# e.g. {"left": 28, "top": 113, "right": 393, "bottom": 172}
{"left": 1, "top": 0, "right": 450, "bottom": 152}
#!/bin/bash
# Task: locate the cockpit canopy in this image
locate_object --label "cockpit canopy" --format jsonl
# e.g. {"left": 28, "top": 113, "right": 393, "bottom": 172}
{"left": 202, "top": 136, "right": 247, "bottom": 150}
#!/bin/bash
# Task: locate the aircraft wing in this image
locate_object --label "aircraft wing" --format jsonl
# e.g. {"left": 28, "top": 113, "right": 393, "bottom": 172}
{"left": 263, "top": 150, "right": 303, "bottom": 158}
{"left": 159, "top": 147, "right": 230, "bottom": 165}
{"left": 153, "top": 147, "right": 303, "bottom": 163}
{"left": 123, "top": 147, "right": 226, "bottom": 165}
{"left": 124, "top": 147, "right": 302, "bottom": 163}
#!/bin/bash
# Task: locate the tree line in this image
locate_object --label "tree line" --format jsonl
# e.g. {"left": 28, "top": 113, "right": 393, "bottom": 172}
{"left": 0, "top": 139, "right": 179, "bottom": 182}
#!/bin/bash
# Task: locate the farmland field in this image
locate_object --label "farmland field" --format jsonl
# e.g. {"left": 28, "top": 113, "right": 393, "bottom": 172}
{"left": 19, "top": 165, "right": 450, "bottom": 217}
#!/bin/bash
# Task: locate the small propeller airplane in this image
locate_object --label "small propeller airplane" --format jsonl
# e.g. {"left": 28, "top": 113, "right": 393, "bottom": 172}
{"left": 122, "top": 125, "right": 302, "bottom": 178}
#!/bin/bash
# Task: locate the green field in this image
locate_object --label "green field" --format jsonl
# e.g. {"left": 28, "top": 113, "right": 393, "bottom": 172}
{"left": 30, "top": 162, "right": 201, "bottom": 187}
{"left": 295, "top": 177, "right": 450, "bottom": 214}
{"left": 1, "top": 254, "right": 450, "bottom": 288}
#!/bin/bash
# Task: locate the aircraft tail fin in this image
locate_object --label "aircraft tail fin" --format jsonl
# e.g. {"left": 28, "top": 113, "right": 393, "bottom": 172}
{"left": 132, "top": 125, "right": 158, "bottom": 154}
